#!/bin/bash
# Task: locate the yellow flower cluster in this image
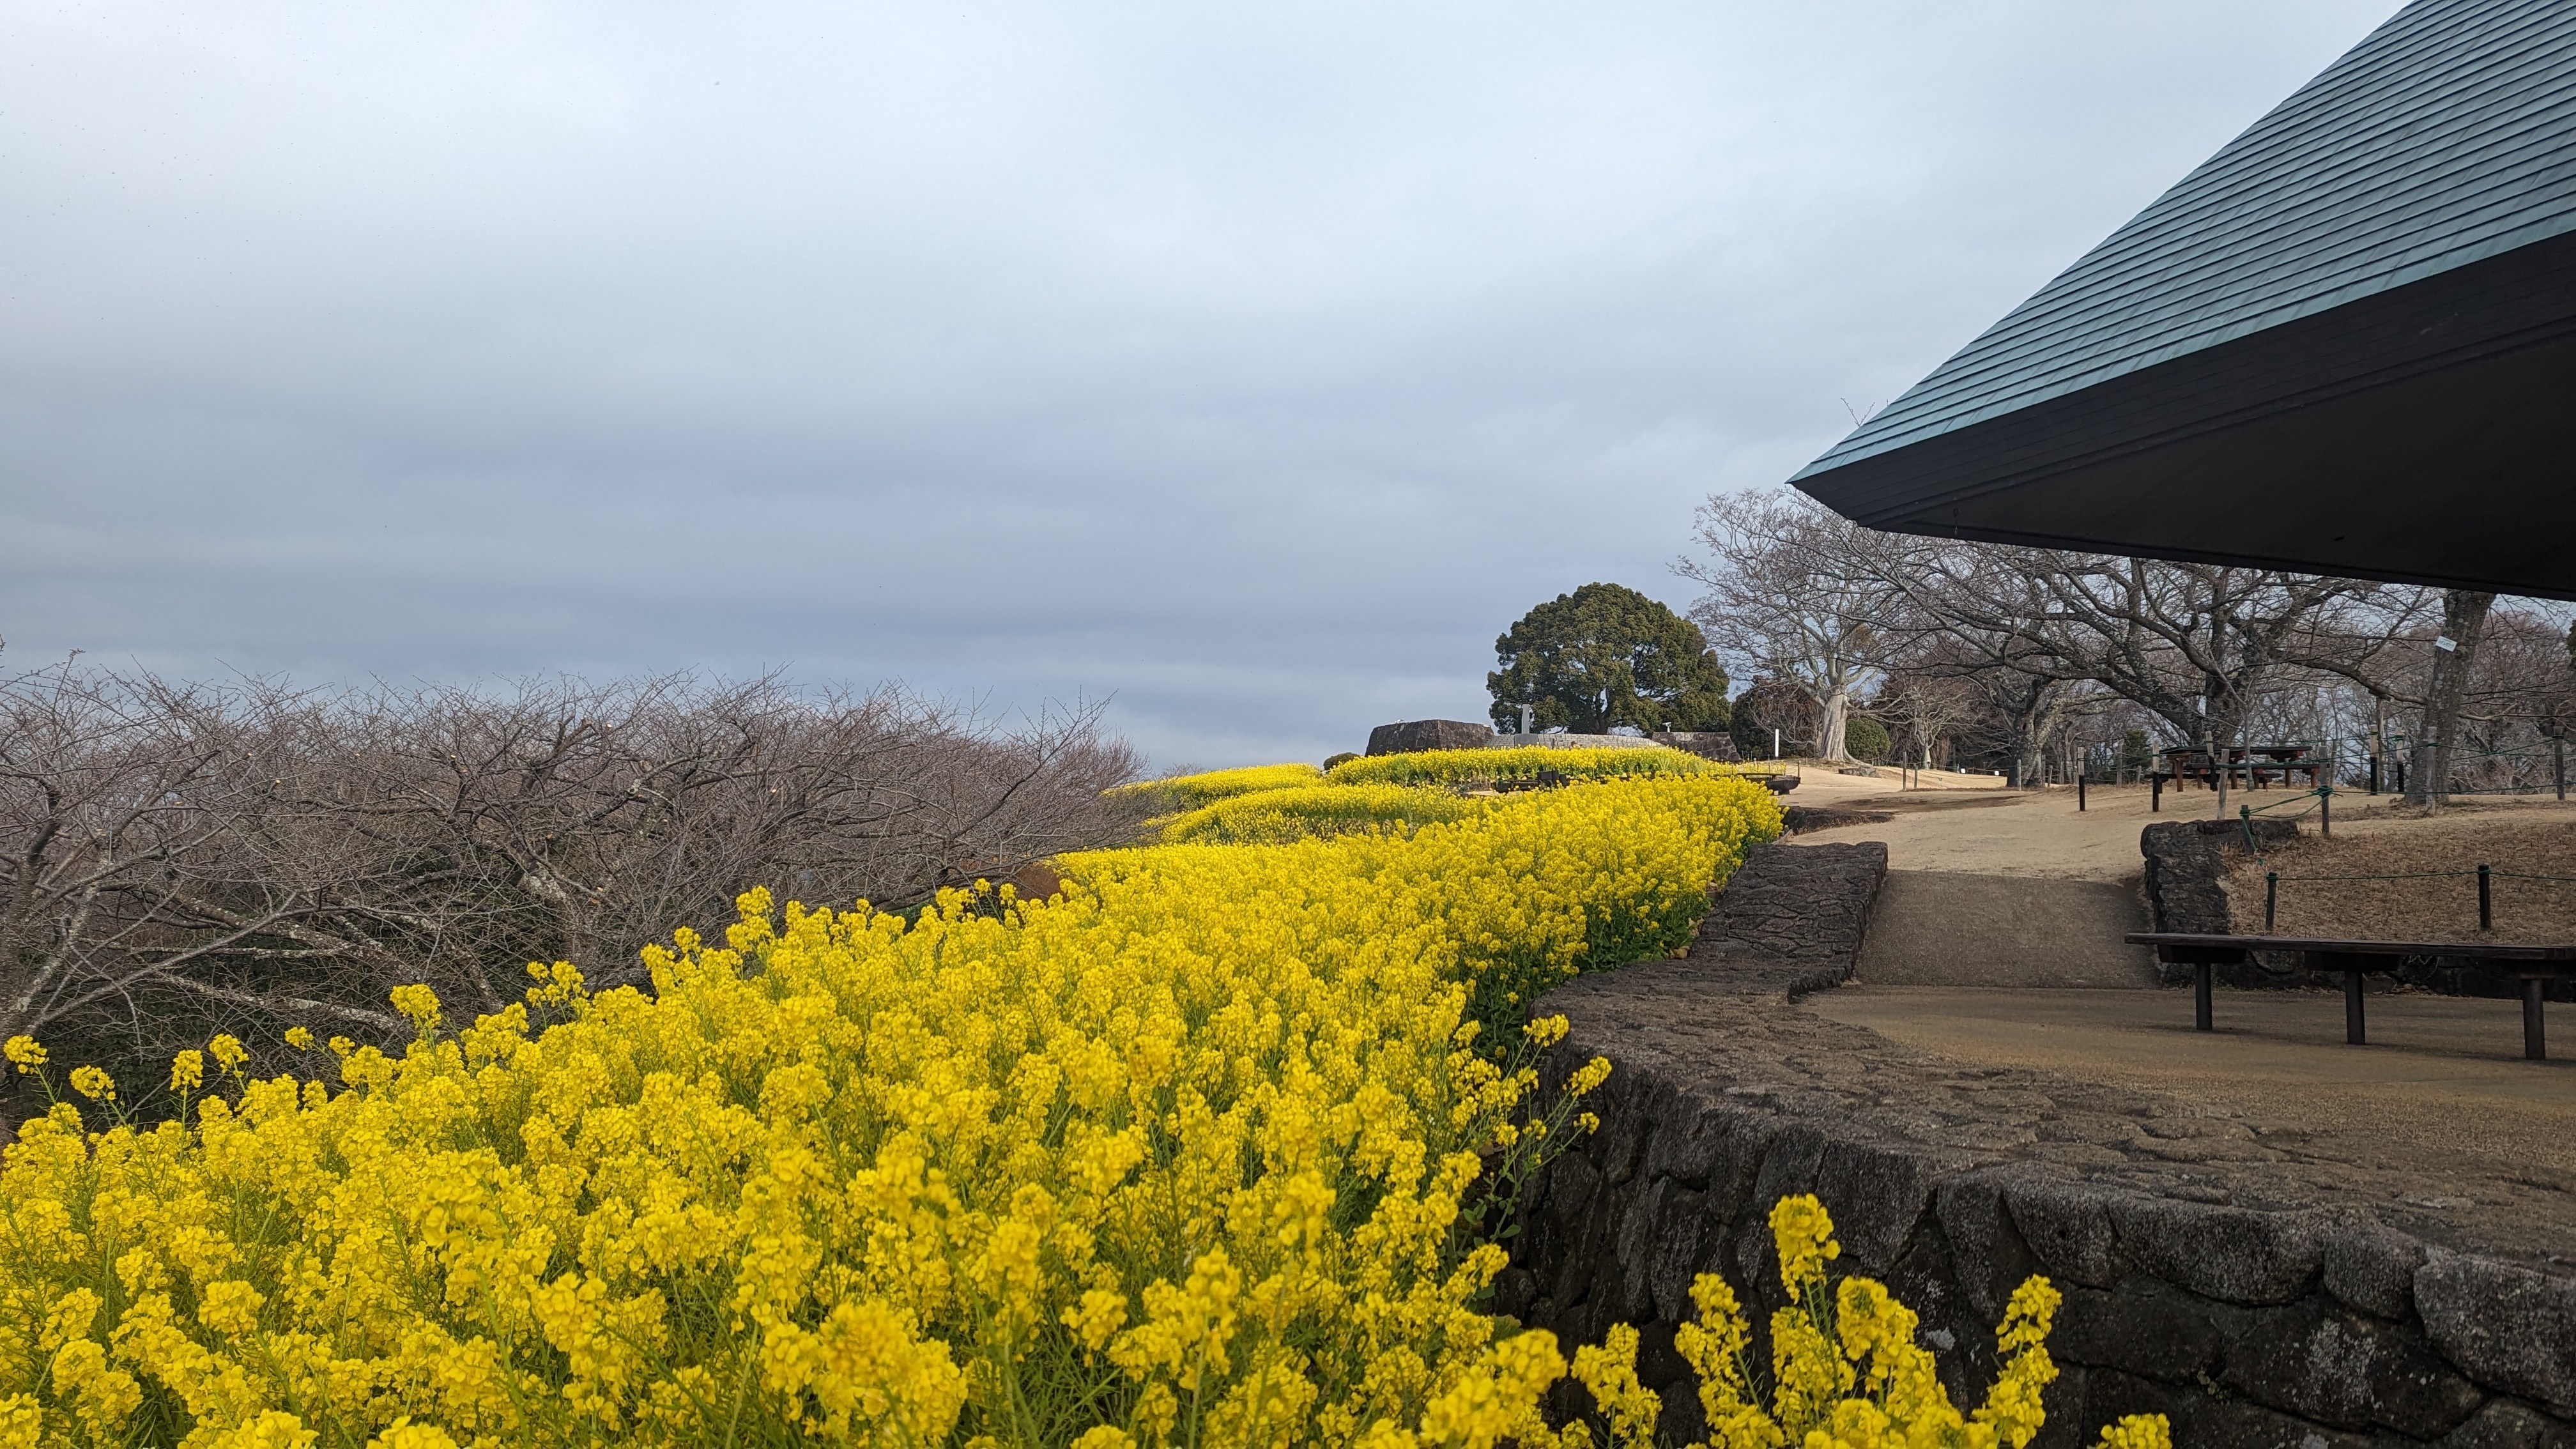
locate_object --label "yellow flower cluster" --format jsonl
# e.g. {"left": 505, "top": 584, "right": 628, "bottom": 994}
{"left": 1152, "top": 784, "right": 1486, "bottom": 845}
{"left": 0, "top": 776, "right": 1776, "bottom": 1448}
{"left": 1107, "top": 763, "right": 1326, "bottom": 815}
{"left": 1324, "top": 746, "right": 1734, "bottom": 788}
{"left": 1569, "top": 1195, "right": 2170, "bottom": 1449}
{"left": 1079, "top": 776, "right": 1782, "bottom": 1036}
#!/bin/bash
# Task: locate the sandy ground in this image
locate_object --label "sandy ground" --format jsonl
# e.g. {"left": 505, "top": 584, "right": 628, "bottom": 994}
{"left": 1807, "top": 986, "right": 2576, "bottom": 1175}
{"left": 1780, "top": 773, "right": 2576, "bottom": 889}
{"left": 1780, "top": 774, "right": 2164, "bottom": 882}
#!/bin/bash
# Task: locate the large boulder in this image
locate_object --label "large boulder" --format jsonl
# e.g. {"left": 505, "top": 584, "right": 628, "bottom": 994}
{"left": 1653, "top": 731, "right": 1743, "bottom": 762}
{"left": 1365, "top": 719, "right": 1496, "bottom": 755}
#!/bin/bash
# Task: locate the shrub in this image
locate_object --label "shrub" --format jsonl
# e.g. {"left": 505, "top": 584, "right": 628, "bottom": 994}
{"left": 1843, "top": 715, "right": 1891, "bottom": 763}
{"left": 1322, "top": 751, "right": 1360, "bottom": 770}
{"left": 1154, "top": 783, "right": 1485, "bottom": 844}
{"left": 0, "top": 776, "right": 1779, "bottom": 1446}
{"left": 1325, "top": 744, "right": 1727, "bottom": 788}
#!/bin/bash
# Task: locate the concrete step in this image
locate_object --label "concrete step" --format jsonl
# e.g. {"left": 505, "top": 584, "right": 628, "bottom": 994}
{"left": 1856, "top": 869, "right": 2159, "bottom": 988}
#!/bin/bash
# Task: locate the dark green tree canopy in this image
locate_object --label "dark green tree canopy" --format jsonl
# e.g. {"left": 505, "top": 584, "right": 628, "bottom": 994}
{"left": 1488, "top": 583, "right": 1731, "bottom": 735}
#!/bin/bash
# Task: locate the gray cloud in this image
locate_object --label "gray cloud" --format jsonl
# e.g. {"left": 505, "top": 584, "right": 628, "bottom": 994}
{"left": 1, "top": 0, "right": 2402, "bottom": 766}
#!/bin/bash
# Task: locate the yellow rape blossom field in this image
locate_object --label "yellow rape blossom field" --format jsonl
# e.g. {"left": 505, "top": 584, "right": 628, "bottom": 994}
{"left": 0, "top": 770, "right": 2165, "bottom": 1449}
{"left": 1105, "top": 763, "right": 1328, "bottom": 816}
{"left": 1149, "top": 785, "right": 1485, "bottom": 846}
{"left": 1322, "top": 746, "right": 1730, "bottom": 790}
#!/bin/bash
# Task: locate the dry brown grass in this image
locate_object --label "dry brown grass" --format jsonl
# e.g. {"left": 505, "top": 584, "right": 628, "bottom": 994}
{"left": 2225, "top": 801, "right": 2576, "bottom": 944}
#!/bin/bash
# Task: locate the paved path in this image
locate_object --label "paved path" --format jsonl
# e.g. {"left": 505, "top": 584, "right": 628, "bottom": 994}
{"left": 1807, "top": 985, "right": 2576, "bottom": 1175}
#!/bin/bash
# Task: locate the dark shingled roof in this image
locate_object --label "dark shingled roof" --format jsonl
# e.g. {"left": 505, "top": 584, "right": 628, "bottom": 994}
{"left": 1792, "top": 0, "right": 2576, "bottom": 596}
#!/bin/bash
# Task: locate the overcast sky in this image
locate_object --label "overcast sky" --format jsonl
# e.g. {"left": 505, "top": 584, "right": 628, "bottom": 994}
{"left": 2, "top": 0, "right": 2404, "bottom": 768}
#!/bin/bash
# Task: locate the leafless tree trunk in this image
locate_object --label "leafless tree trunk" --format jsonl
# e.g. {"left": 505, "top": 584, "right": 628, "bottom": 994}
{"left": 2408, "top": 590, "right": 2496, "bottom": 808}
{"left": 1680, "top": 491, "right": 1894, "bottom": 761}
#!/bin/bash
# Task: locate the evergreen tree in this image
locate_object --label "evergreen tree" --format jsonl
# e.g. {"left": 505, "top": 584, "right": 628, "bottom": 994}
{"left": 1487, "top": 584, "right": 1731, "bottom": 735}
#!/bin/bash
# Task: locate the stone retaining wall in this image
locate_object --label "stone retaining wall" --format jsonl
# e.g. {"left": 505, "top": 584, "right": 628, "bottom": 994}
{"left": 1508, "top": 842, "right": 2576, "bottom": 1449}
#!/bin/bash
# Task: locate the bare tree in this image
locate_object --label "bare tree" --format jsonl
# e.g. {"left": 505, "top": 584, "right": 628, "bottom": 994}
{"left": 1859, "top": 543, "right": 2431, "bottom": 781}
{"left": 1876, "top": 671, "right": 1975, "bottom": 773}
{"left": 1681, "top": 491, "right": 1894, "bottom": 761}
{"left": 1, "top": 665, "right": 1140, "bottom": 1121}
{"left": 2404, "top": 590, "right": 2495, "bottom": 806}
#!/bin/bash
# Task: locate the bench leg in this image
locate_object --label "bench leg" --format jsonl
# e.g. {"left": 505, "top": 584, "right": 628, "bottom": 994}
{"left": 2345, "top": 970, "right": 2366, "bottom": 1045}
{"left": 2526, "top": 979, "right": 2547, "bottom": 1061}
{"left": 2195, "top": 962, "right": 2212, "bottom": 1031}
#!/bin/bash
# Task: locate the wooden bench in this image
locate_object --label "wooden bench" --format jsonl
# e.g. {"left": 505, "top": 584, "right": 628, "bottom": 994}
{"left": 2126, "top": 933, "right": 2576, "bottom": 1060}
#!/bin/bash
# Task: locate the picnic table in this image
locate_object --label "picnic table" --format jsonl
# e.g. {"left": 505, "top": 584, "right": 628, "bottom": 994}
{"left": 2153, "top": 744, "right": 2329, "bottom": 790}
{"left": 2126, "top": 932, "right": 2576, "bottom": 1061}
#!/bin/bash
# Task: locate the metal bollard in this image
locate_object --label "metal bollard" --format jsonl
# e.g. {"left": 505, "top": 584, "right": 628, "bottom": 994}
{"left": 2479, "top": 863, "right": 2492, "bottom": 931}
{"left": 2078, "top": 772, "right": 2087, "bottom": 811}
{"left": 2150, "top": 774, "right": 2161, "bottom": 812}
{"left": 2265, "top": 872, "right": 2278, "bottom": 930}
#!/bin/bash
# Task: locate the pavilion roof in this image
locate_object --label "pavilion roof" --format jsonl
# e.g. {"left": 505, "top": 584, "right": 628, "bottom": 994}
{"left": 1792, "top": 0, "right": 2576, "bottom": 596}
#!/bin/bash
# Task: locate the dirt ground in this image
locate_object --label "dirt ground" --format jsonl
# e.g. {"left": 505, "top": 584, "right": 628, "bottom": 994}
{"left": 1808, "top": 986, "right": 2576, "bottom": 1178}
{"left": 1778, "top": 771, "right": 2576, "bottom": 905}
{"left": 1779, "top": 772, "right": 2170, "bottom": 882}
{"left": 2221, "top": 796, "right": 2576, "bottom": 942}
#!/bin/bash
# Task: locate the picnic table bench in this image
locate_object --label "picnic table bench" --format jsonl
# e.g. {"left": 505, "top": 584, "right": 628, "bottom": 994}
{"left": 2152, "top": 745, "right": 2330, "bottom": 791}
{"left": 2126, "top": 932, "right": 2576, "bottom": 1061}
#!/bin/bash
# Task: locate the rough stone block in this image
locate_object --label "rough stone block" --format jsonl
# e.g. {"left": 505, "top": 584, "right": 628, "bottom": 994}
{"left": 2028, "top": 1361, "right": 2092, "bottom": 1449}
{"left": 2326, "top": 1219, "right": 2430, "bottom": 1321}
{"left": 2221, "top": 1298, "right": 2484, "bottom": 1437}
{"left": 1549, "top": 1150, "right": 1599, "bottom": 1227}
{"left": 1364, "top": 719, "right": 1493, "bottom": 755}
{"left": 2055, "top": 1277, "right": 2244, "bottom": 1384}
{"left": 1646, "top": 1186, "right": 1710, "bottom": 1324}
{"left": 2107, "top": 1195, "right": 2327, "bottom": 1305}
{"left": 1595, "top": 1076, "right": 1653, "bottom": 1186}
{"left": 1642, "top": 1092, "right": 1734, "bottom": 1188}
{"left": 1633, "top": 1319, "right": 1689, "bottom": 1391}
{"left": 1940, "top": 1165, "right": 2045, "bottom": 1322}
{"left": 2440, "top": 1399, "right": 2576, "bottom": 1449}
{"left": 1613, "top": 1177, "right": 1671, "bottom": 1323}
{"left": 2004, "top": 1176, "right": 2127, "bottom": 1289}
{"left": 1811, "top": 1135, "right": 1943, "bottom": 1276}
{"left": 2082, "top": 1364, "right": 2414, "bottom": 1449}
{"left": 1748, "top": 1121, "right": 1828, "bottom": 1218}
{"left": 2418, "top": 1254, "right": 2576, "bottom": 1417}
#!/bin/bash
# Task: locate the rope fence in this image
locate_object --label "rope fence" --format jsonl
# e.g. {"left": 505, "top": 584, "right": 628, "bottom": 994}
{"left": 2211, "top": 786, "right": 2576, "bottom": 934}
